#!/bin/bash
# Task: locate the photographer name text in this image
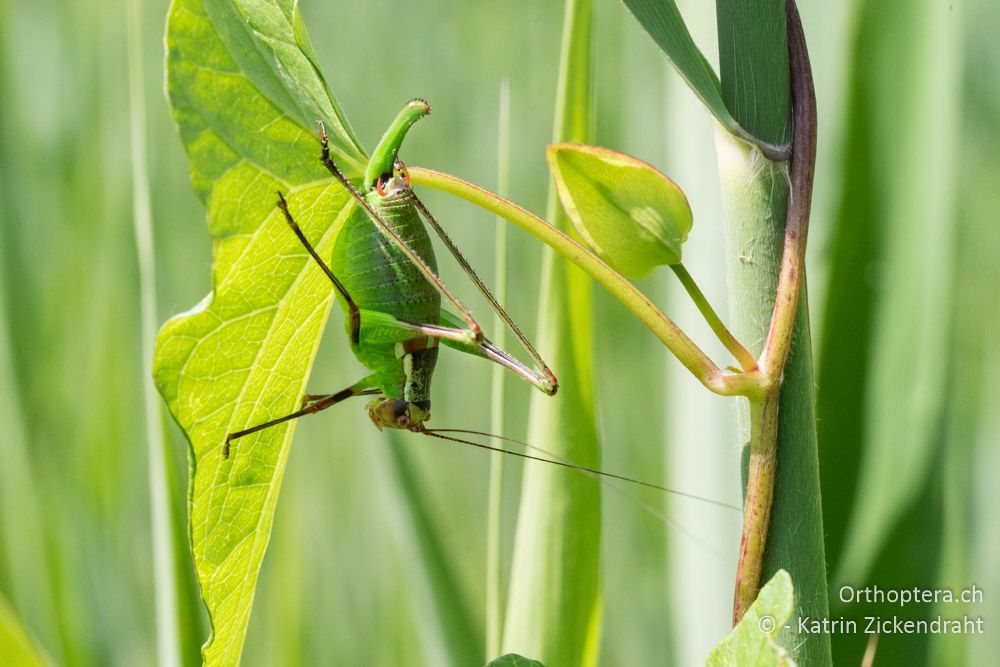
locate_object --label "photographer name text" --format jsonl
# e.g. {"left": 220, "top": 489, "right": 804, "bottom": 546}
{"left": 796, "top": 614, "right": 984, "bottom": 636}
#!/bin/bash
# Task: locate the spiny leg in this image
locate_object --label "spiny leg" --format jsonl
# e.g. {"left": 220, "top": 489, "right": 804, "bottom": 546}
{"left": 410, "top": 187, "right": 557, "bottom": 393}
{"left": 223, "top": 380, "right": 379, "bottom": 458}
{"left": 365, "top": 308, "right": 556, "bottom": 395}
{"left": 316, "top": 121, "right": 483, "bottom": 342}
{"left": 437, "top": 330, "right": 558, "bottom": 396}
{"left": 350, "top": 307, "right": 557, "bottom": 395}
{"left": 358, "top": 309, "right": 483, "bottom": 347}
{"left": 276, "top": 192, "right": 361, "bottom": 344}
{"left": 478, "top": 338, "right": 557, "bottom": 395}
{"left": 354, "top": 307, "right": 490, "bottom": 350}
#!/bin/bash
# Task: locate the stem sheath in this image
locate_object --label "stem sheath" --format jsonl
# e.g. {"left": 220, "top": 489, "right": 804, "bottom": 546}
{"left": 726, "top": 8, "right": 828, "bottom": 661}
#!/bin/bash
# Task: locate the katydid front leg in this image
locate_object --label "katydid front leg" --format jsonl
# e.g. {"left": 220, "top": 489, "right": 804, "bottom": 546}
{"left": 223, "top": 378, "right": 379, "bottom": 458}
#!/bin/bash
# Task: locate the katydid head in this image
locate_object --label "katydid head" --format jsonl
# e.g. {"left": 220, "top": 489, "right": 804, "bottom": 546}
{"left": 373, "top": 160, "right": 411, "bottom": 198}
{"left": 366, "top": 397, "right": 430, "bottom": 432}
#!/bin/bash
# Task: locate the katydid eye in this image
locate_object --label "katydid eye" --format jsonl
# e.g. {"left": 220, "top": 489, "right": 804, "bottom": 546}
{"left": 394, "top": 160, "right": 410, "bottom": 187}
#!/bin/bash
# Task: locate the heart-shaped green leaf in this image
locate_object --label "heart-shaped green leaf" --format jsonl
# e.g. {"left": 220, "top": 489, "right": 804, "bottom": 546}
{"left": 706, "top": 570, "right": 797, "bottom": 667}
{"left": 154, "top": 0, "right": 364, "bottom": 664}
{"left": 547, "top": 143, "right": 692, "bottom": 279}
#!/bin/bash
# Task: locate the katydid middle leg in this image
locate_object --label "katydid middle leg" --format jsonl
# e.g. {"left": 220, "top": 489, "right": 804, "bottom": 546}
{"left": 355, "top": 308, "right": 557, "bottom": 396}
{"left": 276, "top": 192, "right": 362, "bottom": 344}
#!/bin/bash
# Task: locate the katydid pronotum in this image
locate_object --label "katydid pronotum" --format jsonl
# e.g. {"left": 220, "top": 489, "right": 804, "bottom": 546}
{"left": 222, "top": 99, "right": 738, "bottom": 512}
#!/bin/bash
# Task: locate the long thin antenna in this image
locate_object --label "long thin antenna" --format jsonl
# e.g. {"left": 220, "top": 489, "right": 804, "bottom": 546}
{"left": 422, "top": 428, "right": 739, "bottom": 512}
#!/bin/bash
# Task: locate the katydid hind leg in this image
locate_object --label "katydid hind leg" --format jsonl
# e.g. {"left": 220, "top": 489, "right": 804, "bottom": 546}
{"left": 276, "top": 191, "right": 361, "bottom": 344}
{"left": 411, "top": 193, "right": 557, "bottom": 394}
{"left": 480, "top": 338, "right": 557, "bottom": 395}
{"left": 316, "top": 124, "right": 483, "bottom": 341}
{"left": 357, "top": 309, "right": 482, "bottom": 347}
{"left": 223, "top": 379, "right": 378, "bottom": 458}
{"left": 437, "top": 310, "right": 558, "bottom": 395}
{"left": 355, "top": 308, "right": 555, "bottom": 393}
{"left": 437, "top": 331, "right": 557, "bottom": 395}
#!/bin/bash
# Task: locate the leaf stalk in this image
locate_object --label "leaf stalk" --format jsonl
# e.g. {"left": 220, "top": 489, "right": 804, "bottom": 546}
{"left": 409, "top": 167, "right": 759, "bottom": 399}
{"left": 670, "top": 263, "right": 757, "bottom": 372}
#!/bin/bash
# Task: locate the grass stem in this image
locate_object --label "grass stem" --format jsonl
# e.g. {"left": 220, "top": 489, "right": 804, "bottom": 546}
{"left": 127, "top": 1, "right": 180, "bottom": 664}
{"left": 485, "top": 79, "right": 511, "bottom": 661}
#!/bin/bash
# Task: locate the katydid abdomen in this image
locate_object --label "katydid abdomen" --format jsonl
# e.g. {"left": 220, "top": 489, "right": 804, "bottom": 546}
{"left": 333, "top": 183, "right": 442, "bottom": 415}
{"left": 334, "top": 190, "right": 440, "bottom": 326}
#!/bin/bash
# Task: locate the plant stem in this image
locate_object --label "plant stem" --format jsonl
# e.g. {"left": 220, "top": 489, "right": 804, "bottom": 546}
{"left": 732, "top": 389, "right": 780, "bottom": 618}
{"left": 718, "top": 2, "right": 830, "bottom": 663}
{"left": 730, "top": 13, "right": 819, "bottom": 622}
{"left": 758, "top": 0, "right": 817, "bottom": 384}
{"left": 502, "top": 1, "right": 601, "bottom": 662}
{"left": 670, "top": 263, "right": 757, "bottom": 371}
{"left": 409, "top": 167, "right": 763, "bottom": 398}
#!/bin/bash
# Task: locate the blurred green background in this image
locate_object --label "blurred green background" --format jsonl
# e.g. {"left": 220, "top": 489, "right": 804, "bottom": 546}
{"left": 0, "top": 0, "right": 997, "bottom": 665}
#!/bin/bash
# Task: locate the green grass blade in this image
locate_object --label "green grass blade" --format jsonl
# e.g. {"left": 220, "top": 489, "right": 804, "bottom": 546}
{"left": 0, "top": 6, "right": 61, "bottom": 659}
{"left": 502, "top": 1, "right": 602, "bottom": 665}
{"left": 715, "top": 0, "right": 791, "bottom": 147}
{"left": 0, "top": 264, "right": 60, "bottom": 666}
{"left": 935, "top": 10, "right": 1000, "bottom": 660}
{"left": 0, "top": 593, "right": 53, "bottom": 667}
{"left": 618, "top": 0, "right": 732, "bottom": 131}
{"left": 0, "top": 234, "right": 60, "bottom": 666}
{"left": 383, "top": 440, "right": 484, "bottom": 666}
{"left": 818, "top": 2, "right": 981, "bottom": 662}
{"left": 155, "top": 0, "right": 363, "bottom": 663}
{"left": 127, "top": 0, "right": 181, "bottom": 663}
{"left": 486, "top": 79, "right": 512, "bottom": 662}
{"left": 621, "top": 0, "right": 788, "bottom": 156}
{"left": 830, "top": 0, "right": 961, "bottom": 589}
{"left": 812, "top": 13, "right": 879, "bottom": 579}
